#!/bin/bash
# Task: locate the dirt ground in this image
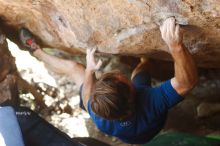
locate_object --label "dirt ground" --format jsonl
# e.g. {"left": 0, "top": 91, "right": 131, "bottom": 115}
{"left": 8, "top": 40, "right": 220, "bottom": 146}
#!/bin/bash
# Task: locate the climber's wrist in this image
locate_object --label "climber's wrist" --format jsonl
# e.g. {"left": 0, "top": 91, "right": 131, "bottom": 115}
{"left": 85, "top": 68, "right": 96, "bottom": 74}
{"left": 169, "top": 43, "right": 184, "bottom": 53}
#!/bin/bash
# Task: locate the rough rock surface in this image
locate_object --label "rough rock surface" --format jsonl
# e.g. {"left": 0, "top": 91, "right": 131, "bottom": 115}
{"left": 0, "top": 0, "right": 220, "bottom": 68}
{"left": 0, "top": 29, "right": 19, "bottom": 105}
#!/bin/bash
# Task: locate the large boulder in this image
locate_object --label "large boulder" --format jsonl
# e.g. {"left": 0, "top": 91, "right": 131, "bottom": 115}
{"left": 0, "top": 0, "right": 220, "bottom": 68}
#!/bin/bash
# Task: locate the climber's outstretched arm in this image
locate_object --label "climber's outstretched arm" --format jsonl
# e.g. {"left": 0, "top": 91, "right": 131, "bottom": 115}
{"left": 82, "top": 48, "right": 102, "bottom": 110}
{"left": 160, "top": 17, "right": 198, "bottom": 96}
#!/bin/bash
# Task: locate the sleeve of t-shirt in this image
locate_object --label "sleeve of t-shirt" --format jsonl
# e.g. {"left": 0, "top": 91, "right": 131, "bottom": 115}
{"left": 142, "top": 80, "right": 183, "bottom": 116}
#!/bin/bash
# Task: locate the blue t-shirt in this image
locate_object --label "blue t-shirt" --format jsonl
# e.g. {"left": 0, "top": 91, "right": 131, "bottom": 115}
{"left": 86, "top": 72, "right": 183, "bottom": 144}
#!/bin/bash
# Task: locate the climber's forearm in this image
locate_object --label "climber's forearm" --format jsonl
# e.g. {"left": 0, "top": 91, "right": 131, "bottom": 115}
{"left": 170, "top": 44, "right": 198, "bottom": 96}
{"left": 82, "top": 48, "right": 102, "bottom": 110}
{"left": 82, "top": 69, "right": 95, "bottom": 110}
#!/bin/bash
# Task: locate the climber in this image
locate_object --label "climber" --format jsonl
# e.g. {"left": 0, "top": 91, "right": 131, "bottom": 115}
{"left": 19, "top": 17, "right": 198, "bottom": 144}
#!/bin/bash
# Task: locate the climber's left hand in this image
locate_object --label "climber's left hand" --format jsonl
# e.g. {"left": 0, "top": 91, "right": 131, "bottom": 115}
{"left": 86, "top": 48, "right": 102, "bottom": 72}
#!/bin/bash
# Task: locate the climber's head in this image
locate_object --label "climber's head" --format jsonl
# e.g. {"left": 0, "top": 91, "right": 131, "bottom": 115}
{"left": 90, "top": 71, "right": 136, "bottom": 121}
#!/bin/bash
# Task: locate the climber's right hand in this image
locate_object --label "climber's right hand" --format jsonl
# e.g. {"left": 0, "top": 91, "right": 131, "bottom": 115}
{"left": 86, "top": 48, "right": 102, "bottom": 72}
{"left": 160, "top": 17, "right": 183, "bottom": 52}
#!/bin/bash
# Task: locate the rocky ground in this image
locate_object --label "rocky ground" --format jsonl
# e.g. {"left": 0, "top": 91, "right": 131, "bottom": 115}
{"left": 8, "top": 40, "right": 220, "bottom": 146}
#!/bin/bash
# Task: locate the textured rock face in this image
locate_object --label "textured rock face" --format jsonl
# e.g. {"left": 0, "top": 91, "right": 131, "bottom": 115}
{"left": 0, "top": 0, "right": 220, "bottom": 68}
{"left": 0, "top": 29, "right": 19, "bottom": 105}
